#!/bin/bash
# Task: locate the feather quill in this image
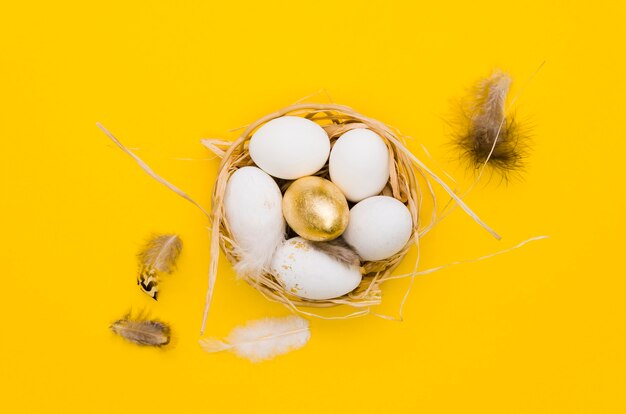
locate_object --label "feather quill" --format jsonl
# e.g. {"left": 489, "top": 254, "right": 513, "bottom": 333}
{"left": 199, "top": 316, "right": 310, "bottom": 362}
{"left": 110, "top": 313, "right": 171, "bottom": 347}
{"left": 453, "top": 70, "right": 529, "bottom": 176}
{"left": 137, "top": 234, "right": 183, "bottom": 300}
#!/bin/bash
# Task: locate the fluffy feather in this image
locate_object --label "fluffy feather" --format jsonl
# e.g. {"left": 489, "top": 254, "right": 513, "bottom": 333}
{"left": 138, "top": 234, "right": 182, "bottom": 273}
{"left": 310, "top": 238, "right": 361, "bottom": 267}
{"left": 232, "top": 233, "right": 285, "bottom": 278}
{"left": 199, "top": 316, "right": 310, "bottom": 362}
{"left": 110, "top": 314, "right": 171, "bottom": 347}
{"left": 453, "top": 70, "right": 529, "bottom": 176}
{"left": 224, "top": 167, "right": 286, "bottom": 279}
{"left": 137, "top": 234, "right": 182, "bottom": 300}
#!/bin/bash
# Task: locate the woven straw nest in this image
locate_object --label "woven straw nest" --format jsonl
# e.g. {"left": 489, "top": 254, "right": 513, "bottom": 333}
{"left": 201, "top": 103, "right": 497, "bottom": 324}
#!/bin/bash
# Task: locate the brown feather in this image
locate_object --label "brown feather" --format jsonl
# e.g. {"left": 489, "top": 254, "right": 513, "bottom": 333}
{"left": 138, "top": 234, "right": 182, "bottom": 274}
{"left": 110, "top": 314, "right": 171, "bottom": 347}
{"left": 310, "top": 238, "right": 361, "bottom": 267}
{"left": 137, "top": 234, "right": 182, "bottom": 300}
{"left": 453, "top": 70, "right": 530, "bottom": 177}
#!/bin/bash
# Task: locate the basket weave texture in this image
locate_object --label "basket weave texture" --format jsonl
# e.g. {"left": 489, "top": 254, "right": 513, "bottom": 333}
{"left": 206, "top": 103, "right": 424, "bottom": 316}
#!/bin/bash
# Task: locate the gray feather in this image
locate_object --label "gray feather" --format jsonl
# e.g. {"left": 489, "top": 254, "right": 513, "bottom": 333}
{"left": 310, "top": 238, "right": 361, "bottom": 267}
{"left": 110, "top": 315, "right": 171, "bottom": 347}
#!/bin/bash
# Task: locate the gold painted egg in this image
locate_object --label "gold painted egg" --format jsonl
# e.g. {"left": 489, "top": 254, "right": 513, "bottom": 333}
{"left": 282, "top": 176, "right": 349, "bottom": 242}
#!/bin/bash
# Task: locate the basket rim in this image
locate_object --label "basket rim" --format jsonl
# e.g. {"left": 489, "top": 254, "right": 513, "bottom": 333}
{"left": 209, "top": 103, "right": 424, "bottom": 317}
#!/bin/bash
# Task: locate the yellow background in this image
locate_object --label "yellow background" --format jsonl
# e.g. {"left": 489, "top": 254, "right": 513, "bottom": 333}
{"left": 1, "top": 1, "right": 625, "bottom": 412}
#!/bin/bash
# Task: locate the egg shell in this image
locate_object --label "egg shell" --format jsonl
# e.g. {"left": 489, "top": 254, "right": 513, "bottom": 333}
{"left": 224, "top": 166, "right": 285, "bottom": 274}
{"left": 329, "top": 128, "right": 390, "bottom": 202}
{"left": 282, "top": 176, "right": 349, "bottom": 242}
{"left": 271, "top": 237, "right": 362, "bottom": 300}
{"left": 249, "top": 116, "right": 330, "bottom": 180}
{"left": 342, "top": 196, "right": 413, "bottom": 261}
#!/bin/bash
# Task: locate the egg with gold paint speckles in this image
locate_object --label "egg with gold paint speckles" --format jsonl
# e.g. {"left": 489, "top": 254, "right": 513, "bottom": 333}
{"left": 270, "top": 237, "right": 362, "bottom": 300}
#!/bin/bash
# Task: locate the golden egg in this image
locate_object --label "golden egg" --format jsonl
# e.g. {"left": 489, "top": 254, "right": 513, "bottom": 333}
{"left": 282, "top": 176, "right": 349, "bottom": 242}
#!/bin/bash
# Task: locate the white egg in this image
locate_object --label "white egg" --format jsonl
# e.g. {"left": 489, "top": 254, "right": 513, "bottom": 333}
{"left": 271, "top": 237, "right": 362, "bottom": 300}
{"left": 224, "top": 166, "right": 285, "bottom": 276}
{"left": 249, "top": 116, "right": 330, "bottom": 180}
{"left": 329, "top": 128, "right": 390, "bottom": 202}
{"left": 342, "top": 196, "right": 413, "bottom": 261}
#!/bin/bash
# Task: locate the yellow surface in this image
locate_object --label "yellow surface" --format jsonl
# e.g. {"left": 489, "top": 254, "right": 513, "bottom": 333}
{"left": 1, "top": 1, "right": 624, "bottom": 412}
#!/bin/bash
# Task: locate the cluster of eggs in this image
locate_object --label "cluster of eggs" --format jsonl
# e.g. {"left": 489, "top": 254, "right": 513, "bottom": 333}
{"left": 224, "top": 116, "right": 413, "bottom": 301}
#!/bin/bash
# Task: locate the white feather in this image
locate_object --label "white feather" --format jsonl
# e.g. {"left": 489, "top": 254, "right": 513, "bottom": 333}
{"left": 224, "top": 166, "right": 286, "bottom": 278}
{"left": 199, "top": 316, "right": 310, "bottom": 362}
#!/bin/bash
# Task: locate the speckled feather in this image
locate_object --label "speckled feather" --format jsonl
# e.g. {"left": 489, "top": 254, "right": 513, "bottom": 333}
{"left": 138, "top": 234, "right": 182, "bottom": 274}
{"left": 137, "top": 234, "right": 182, "bottom": 300}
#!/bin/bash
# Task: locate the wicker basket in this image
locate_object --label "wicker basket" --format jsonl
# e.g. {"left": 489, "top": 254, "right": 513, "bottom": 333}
{"left": 200, "top": 103, "right": 497, "bottom": 328}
